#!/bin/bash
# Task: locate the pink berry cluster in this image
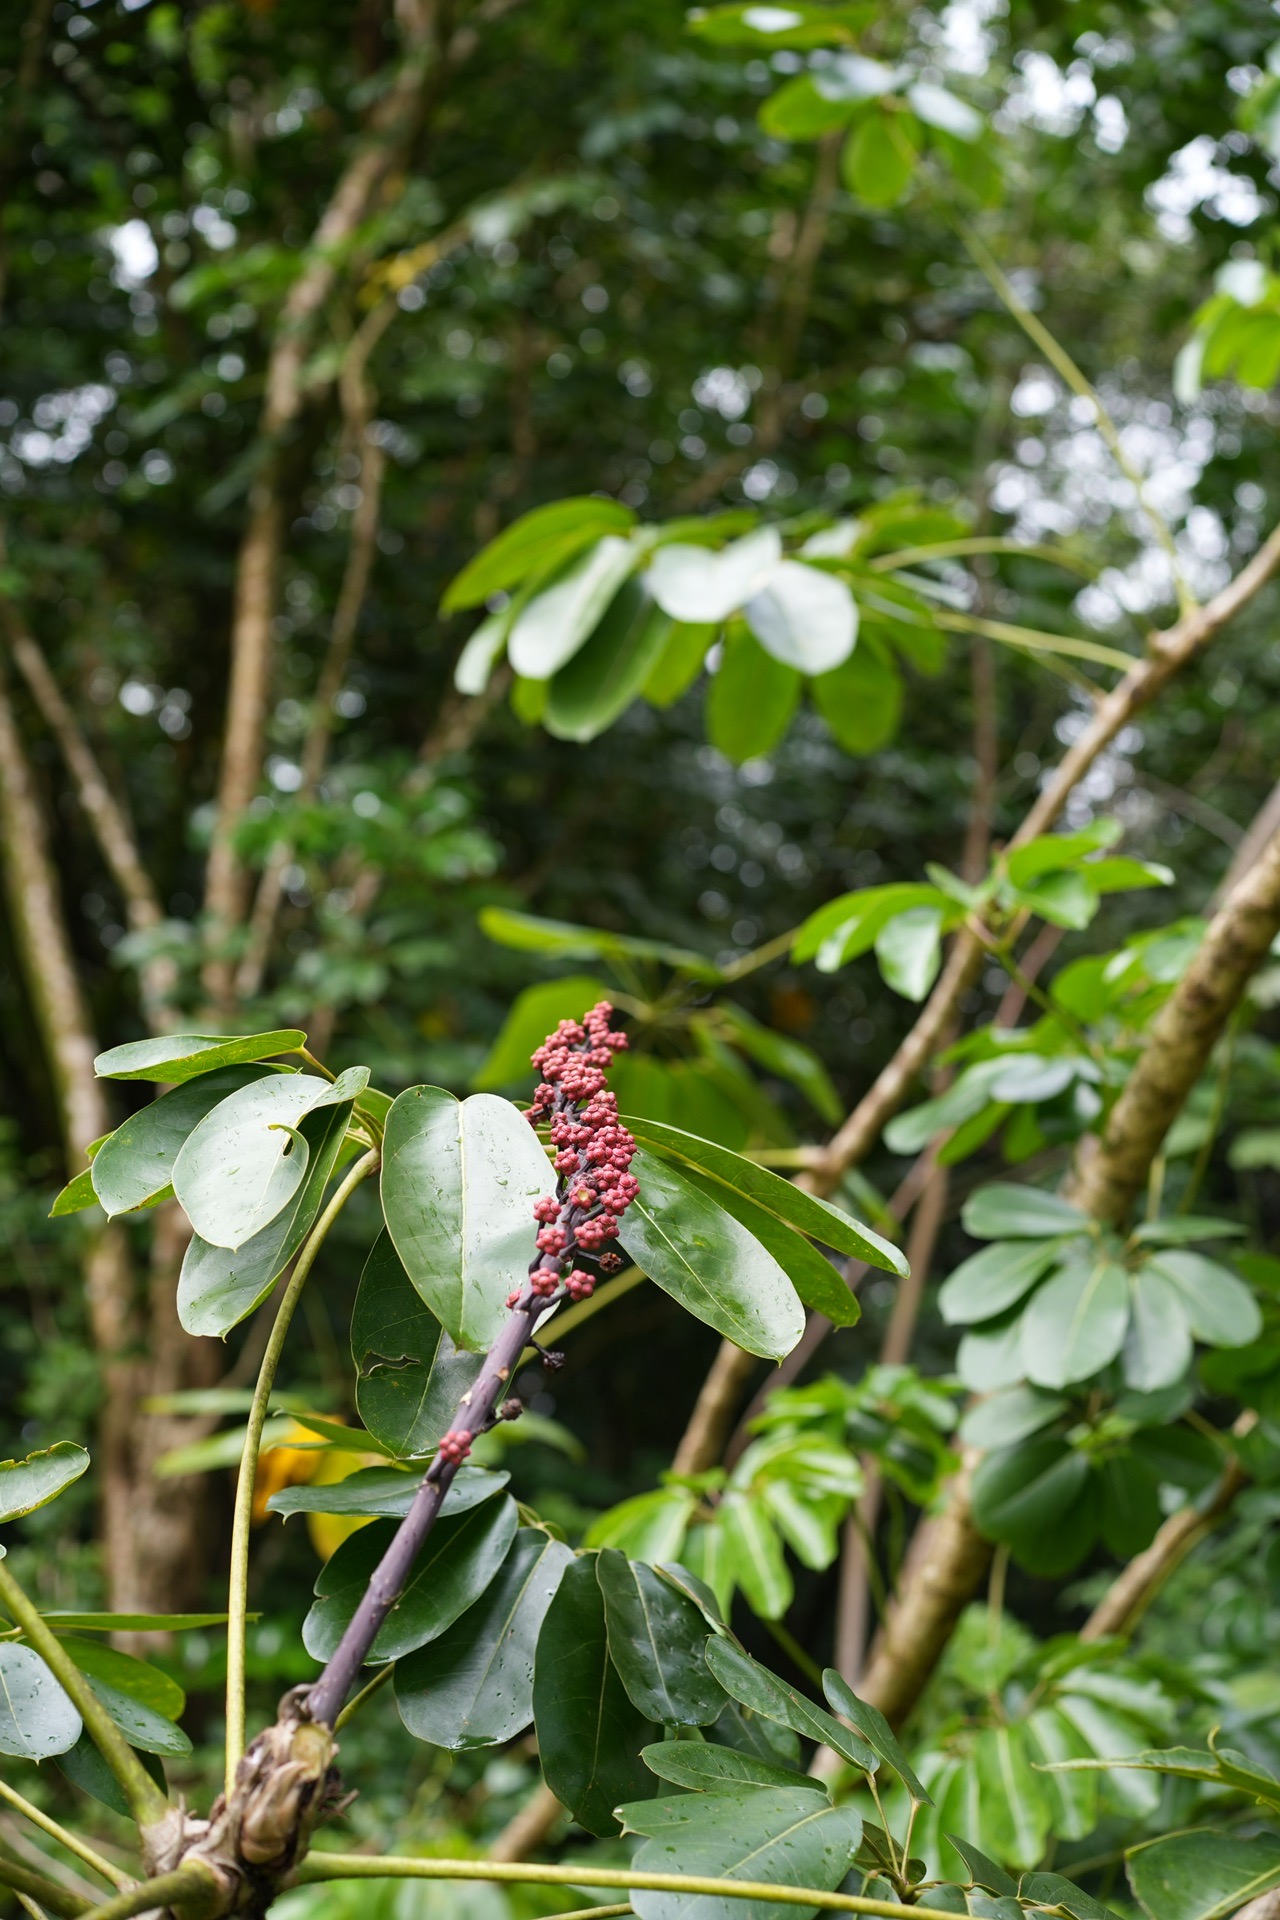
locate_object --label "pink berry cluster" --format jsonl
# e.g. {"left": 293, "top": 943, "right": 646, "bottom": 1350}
{"left": 506, "top": 1002, "right": 637, "bottom": 1310}
{"left": 437, "top": 1430, "right": 472, "bottom": 1466}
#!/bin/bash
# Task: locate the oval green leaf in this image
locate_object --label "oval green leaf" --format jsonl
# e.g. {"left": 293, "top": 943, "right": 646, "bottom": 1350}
{"left": 0, "top": 1442, "right": 89, "bottom": 1522}
{"left": 94, "top": 1030, "right": 306, "bottom": 1083}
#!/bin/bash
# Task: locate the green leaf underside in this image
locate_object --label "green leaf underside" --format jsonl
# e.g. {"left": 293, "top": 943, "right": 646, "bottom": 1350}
{"left": 532, "top": 1553, "right": 660, "bottom": 1836}
{"left": 443, "top": 497, "right": 635, "bottom": 612}
{"left": 303, "top": 1497, "right": 519, "bottom": 1664}
{"left": 91, "top": 1066, "right": 275, "bottom": 1216}
{"left": 351, "top": 1230, "right": 484, "bottom": 1456}
{"left": 0, "top": 1644, "right": 82, "bottom": 1759}
{"left": 177, "top": 1097, "right": 357, "bottom": 1337}
{"left": 396, "top": 1530, "right": 574, "bottom": 1749}
{"left": 622, "top": 1118, "right": 905, "bottom": 1273}
{"left": 94, "top": 1029, "right": 306, "bottom": 1082}
{"left": 381, "top": 1086, "right": 553, "bottom": 1352}
{"left": 618, "top": 1150, "right": 805, "bottom": 1361}
{"left": 626, "top": 1788, "right": 864, "bottom": 1920}
{"left": 0, "top": 1442, "right": 90, "bottom": 1522}
{"left": 172, "top": 1066, "right": 366, "bottom": 1251}
{"left": 545, "top": 576, "right": 674, "bottom": 741}
{"left": 596, "top": 1549, "right": 728, "bottom": 1727}
{"left": 1127, "top": 1831, "right": 1280, "bottom": 1920}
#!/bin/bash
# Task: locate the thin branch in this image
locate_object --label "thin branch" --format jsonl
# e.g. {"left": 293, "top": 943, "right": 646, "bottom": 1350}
{"left": 68, "top": 1867, "right": 215, "bottom": 1920}
{"left": 487, "top": 1782, "right": 563, "bottom": 1864}
{"left": 0, "top": 1782, "right": 125, "bottom": 1891}
{"left": 0, "top": 611, "right": 175, "bottom": 1027}
{"left": 957, "top": 220, "right": 1194, "bottom": 616}
{"left": 291, "top": 1853, "right": 976, "bottom": 1920}
{"left": 0, "top": 1560, "right": 169, "bottom": 1832}
{"left": 225, "top": 1147, "right": 381, "bottom": 1791}
{"left": 0, "top": 1847, "right": 88, "bottom": 1920}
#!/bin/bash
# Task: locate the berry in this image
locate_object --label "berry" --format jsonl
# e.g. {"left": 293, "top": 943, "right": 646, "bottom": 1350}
{"left": 438, "top": 1429, "right": 472, "bottom": 1466}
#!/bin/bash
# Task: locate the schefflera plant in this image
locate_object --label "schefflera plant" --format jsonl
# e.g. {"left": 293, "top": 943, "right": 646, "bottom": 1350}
{"left": 8, "top": 1000, "right": 1094, "bottom": 1920}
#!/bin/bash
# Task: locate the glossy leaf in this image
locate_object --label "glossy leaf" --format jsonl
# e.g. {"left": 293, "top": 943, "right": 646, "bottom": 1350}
{"left": 971, "top": 1723, "right": 1051, "bottom": 1870}
{"left": 597, "top": 1550, "right": 727, "bottom": 1726}
{"left": 91, "top": 1065, "right": 275, "bottom": 1217}
{"left": 641, "top": 1742, "right": 816, "bottom": 1795}
{"left": 268, "top": 1464, "right": 505, "bottom": 1520}
{"left": 626, "top": 1787, "right": 863, "bottom": 1920}
{"left": 714, "top": 1002, "right": 842, "bottom": 1125}
{"left": 1123, "top": 1264, "right": 1194, "bottom": 1392}
{"left": 821, "top": 1668, "right": 930, "bottom": 1802}
{"left": 177, "top": 1098, "right": 357, "bottom": 1337}
{"left": 971, "top": 1437, "right": 1092, "bottom": 1573}
{"left": 961, "top": 1183, "right": 1090, "bottom": 1241}
{"left": 59, "top": 1636, "right": 184, "bottom": 1722}
{"left": 618, "top": 1149, "right": 805, "bottom": 1360}
{"left": 0, "top": 1645, "right": 82, "bottom": 1759}
{"left": 396, "top": 1530, "right": 574, "bottom": 1749}
{"left": 545, "top": 577, "right": 673, "bottom": 741}
{"left": 939, "top": 1240, "right": 1063, "bottom": 1326}
{"left": 508, "top": 535, "right": 639, "bottom": 679}
{"left": 874, "top": 905, "right": 944, "bottom": 1002}
{"left": 380, "top": 1086, "right": 552, "bottom": 1352}
{"left": 743, "top": 561, "right": 857, "bottom": 673}
{"left": 453, "top": 607, "right": 511, "bottom": 695}
{"left": 718, "top": 1492, "right": 792, "bottom": 1619}
{"left": 584, "top": 1486, "right": 699, "bottom": 1563}
{"left": 50, "top": 1167, "right": 99, "bottom": 1216}
{"left": 1127, "top": 1831, "right": 1280, "bottom": 1920}
{"left": 810, "top": 639, "right": 902, "bottom": 754}
{"left": 478, "top": 905, "right": 718, "bottom": 976}
{"left": 1024, "top": 1705, "right": 1098, "bottom": 1842}
{"left": 302, "top": 1495, "right": 518, "bottom": 1663}
{"left": 679, "top": 1167, "right": 861, "bottom": 1330}
{"left": 703, "top": 1637, "right": 876, "bottom": 1772}
{"left": 473, "top": 975, "right": 616, "bottom": 1090}
{"left": 57, "top": 1732, "right": 166, "bottom": 1816}
{"left": 706, "top": 627, "right": 802, "bottom": 763}
{"left": 351, "top": 1231, "right": 483, "bottom": 1456}
{"left": 532, "top": 1552, "right": 659, "bottom": 1835}
{"left": 959, "top": 1384, "right": 1067, "bottom": 1450}
{"left": 94, "top": 1029, "right": 305, "bottom": 1083}
{"left": 647, "top": 526, "right": 781, "bottom": 622}
{"left": 622, "top": 1117, "right": 906, "bottom": 1272}
{"left": 443, "top": 496, "right": 635, "bottom": 612}
{"left": 172, "top": 1066, "right": 366, "bottom": 1250}
{"left": 643, "top": 619, "right": 717, "bottom": 706}
{"left": 792, "top": 882, "right": 948, "bottom": 972}
{"left": 0, "top": 1442, "right": 89, "bottom": 1521}
{"left": 1020, "top": 1254, "right": 1130, "bottom": 1388}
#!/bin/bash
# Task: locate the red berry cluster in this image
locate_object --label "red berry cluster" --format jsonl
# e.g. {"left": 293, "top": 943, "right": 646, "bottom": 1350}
{"left": 437, "top": 1429, "right": 472, "bottom": 1466}
{"left": 504, "top": 1001, "right": 638, "bottom": 1311}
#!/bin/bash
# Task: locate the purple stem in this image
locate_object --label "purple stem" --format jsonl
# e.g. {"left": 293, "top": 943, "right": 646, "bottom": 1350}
{"left": 305, "top": 1298, "right": 541, "bottom": 1729}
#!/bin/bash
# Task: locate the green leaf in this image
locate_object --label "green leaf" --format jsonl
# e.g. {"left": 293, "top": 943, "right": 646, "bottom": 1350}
{"left": 1131, "top": 1216, "right": 1247, "bottom": 1245}
{"left": 442, "top": 497, "right": 636, "bottom": 612}
{"left": 1005, "top": 821, "right": 1121, "bottom": 888}
{"left": 643, "top": 620, "right": 716, "bottom": 707}
{"left": 939, "top": 1240, "right": 1063, "bottom": 1326}
{"left": 1024, "top": 1705, "right": 1098, "bottom": 1842}
{"left": 821, "top": 1669, "right": 930, "bottom": 1801}
{"left": 58, "top": 1637, "right": 184, "bottom": 1722}
{"left": 618, "top": 1149, "right": 805, "bottom": 1360}
{"left": 396, "top": 1530, "right": 574, "bottom": 1749}
{"left": 0, "top": 1645, "right": 82, "bottom": 1759}
{"left": 1020, "top": 1254, "right": 1130, "bottom": 1388}
{"left": 172, "top": 1066, "right": 366, "bottom": 1250}
{"left": 1097, "top": 1453, "right": 1161, "bottom": 1558}
{"left": 971, "top": 1438, "right": 1092, "bottom": 1570}
{"left": 626, "top": 1787, "right": 863, "bottom": 1920}
{"left": 597, "top": 1550, "right": 727, "bottom": 1726}
{"left": 906, "top": 81, "right": 982, "bottom": 140}
{"left": 959, "top": 1385, "right": 1067, "bottom": 1450}
{"left": 268, "top": 1465, "right": 505, "bottom": 1519}
{"left": 706, "top": 628, "right": 802, "bottom": 763}
{"left": 842, "top": 107, "right": 916, "bottom": 207}
{"left": 873, "top": 906, "right": 943, "bottom": 1002}
{"left": 381, "top": 1086, "right": 553, "bottom": 1352}
{"left": 94, "top": 1029, "right": 306, "bottom": 1083}
{"left": 453, "top": 606, "right": 512, "bottom": 695}
{"left": 177, "top": 1097, "right": 358, "bottom": 1337}
{"left": 91, "top": 1065, "right": 276, "bottom": 1217}
{"left": 0, "top": 1442, "right": 90, "bottom": 1521}
{"left": 533, "top": 1553, "right": 660, "bottom": 1835}
{"left": 792, "top": 882, "right": 949, "bottom": 972}
{"left": 1127, "top": 1831, "right": 1280, "bottom": 1920}
{"left": 36, "top": 1612, "right": 232, "bottom": 1632}
{"left": 478, "top": 906, "right": 718, "bottom": 977}
{"left": 473, "top": 975, "right": 616, "bottom": 1091}
{"left": 508, "top": 536, "right": 640, "bottom": 679}
{"left": 679, "top": 1165, "right": 861, "bottom": 1330}
{"left": 57, "top": 1733, "right": 166, "bottom": 1816}
{"left": 1013, "top": 869, "right": 1099, "bottom": 930}
{"left": 545, "top": 578, "right": 674, "bottom": 740}
{"left": 717, "top": 1494, "right": 792, "bottom": 1618}
{"left": 303, "top": 1495, "right": 518, "bottom": 1664}
{"left": 351, "top": 1230, "right": 483, "bottom": 1457}
{"left": 641, "top": 1742, "right": 816, "bottom": 1795}
{"left": 957, "top": 1312, "right": 1027, "bottom": 1393}
{"left": 714, "top": 1003, "right": 842, "bottom": 1126}
{"left": 647, "top": 527, "right": 780, "bottom": 623}
{"left": 690, "top": 5, "right": 877, "bottom": 52}
{"left": 703, "top": 1638, "right": 876, "bottom": 1772}
{"left": 1123, "top": 1264, "right": 1194, "bottom": 1392}
{"left": 50, "top": 1167, "right": 100, "bottom": 1216}
{"left": 971, "top": 1723, "right": 1051, "bottom": 1870}
{"left": 961, "top": 1183, "right": 1090, "bottom": 1240}
{"left": 810, "top": 645, "right": 902, "bottom": 755}
{"left": 622, "top": 1117, "right": 906, "bottom": 1273}
{"left": 584, "top": 1487, "right": 699, "bottom": 1562}
{"left": 1145, "top": 1251, "right": 1262, "bottom": 1347}
{"left": 744, "top": 562, "right": 857, "bottom": 673}
{"left": 761, "top": 74, "right": 862, "bottom": 140}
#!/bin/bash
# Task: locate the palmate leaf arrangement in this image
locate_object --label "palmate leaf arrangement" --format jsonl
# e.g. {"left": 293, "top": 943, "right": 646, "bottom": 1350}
{"left": 4, "top": 1003, "right": 1125, "bottom": 1920}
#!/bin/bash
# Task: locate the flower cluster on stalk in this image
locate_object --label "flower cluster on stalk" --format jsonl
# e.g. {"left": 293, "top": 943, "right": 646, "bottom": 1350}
{"left": 513, "top": 1001, "right": 637, "bottom": 1304}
